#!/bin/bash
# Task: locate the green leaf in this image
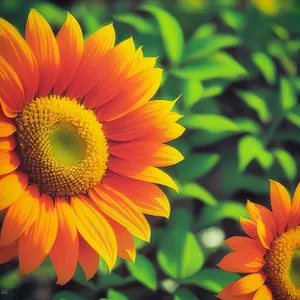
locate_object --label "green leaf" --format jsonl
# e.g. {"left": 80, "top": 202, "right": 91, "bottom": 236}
{"left": 52, "top": 292, "right": 85, "bottom": 300}
{"left": 126, "top": 254, "right": 157, "bottom": 291}
{"left": 252, "top": 52, "right": 276, "bottom": 85}
{"left": 182, "top": 114, "right": 238, "bottom": 132}
{"left": 178, "top": 183, "right": 218, "bottom": 206}
{"left": 172, "top": 52, "right": 247, "bottom": 81}
{"left": 182, "top": 80, "right": 204, "bottom": 110}
{"left": 273, "top": 149, "right": 297, "bottom": 180}
{"left": 183, "top": 34, "right": 240, "bottom": 62}
{"left": 190, "top": 131, "right": 238, "bottom": 147}
{"left": 157, "top": 229, "right": 205, "bottom": 279}
{"left": 238, "top": 135, "right": 264, "bottom": 172}
{"left": 182, "top": 268, "right": 240, "bottom": 293}
{"left": 73, "top": 264, "right": 98, "bottom": 290}
{"left": 280, "top": 77, "right": 297, "bottom": 112}
{"left": 220, "top": 9, "right": 245, "bottom": 31}
{"left": 168, "top": 208, "right": 193, "bottom": 231}
{"left": 139, "top": 4, "right": 184, "bottom": 65}
{"left": 107, "top": 289, "right": 129, "bottom": 300}
{"left": 197, "top": 201, "right": 248, "bottom": 228}
{"left": 114, "top": 13, "right": 156, "bottom": 34}
{"left": 97, "top": 274, "right": 134, "bottom": 291}
{"left": 192, "top": 23, "right": 217, "bottom": 39}
{"left": 0, "top": 270, "right": 21, "bottom": 289}
{"left": 256, "top": 149, "right": 274, "bottom": 170}
{"left": 175, "top": 153, "right": 220, "bottom": 181}
{"left": 33, "top": 2, "right": 66, "bottom": 26}
{"left": 236, "top": 90, "right": 271, "bottom": 123}
{"left": 234, "top": 118, "right": 262, "bottom": 134}
{"left": 174, "top": 288, "right": 199, "bottom": 300}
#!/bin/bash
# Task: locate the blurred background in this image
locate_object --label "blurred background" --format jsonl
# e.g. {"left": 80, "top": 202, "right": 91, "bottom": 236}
{"left": 1, "top": 0, "right": 300, "bottom": 299}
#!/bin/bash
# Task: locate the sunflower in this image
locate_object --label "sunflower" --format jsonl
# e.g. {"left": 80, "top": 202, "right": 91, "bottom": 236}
{"left": 217, "top": 180, "right": 300, "bottom": 300}
{"left": 0, "top": 10, "right": 184, "bottom": 284}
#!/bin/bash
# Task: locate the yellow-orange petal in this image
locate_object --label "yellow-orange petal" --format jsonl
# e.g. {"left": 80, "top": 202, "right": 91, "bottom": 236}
{"left": 0, "top": 136, "right": 17, "bottom": 150}
{"left": 25, "top": 9, "right": 60, "bottom": 97}
{"left": 0, "top": 56, "right": 25, "bottom": 117}
{"left": 54, "top": 12, "right": 83, "bottom": 95}
{"left": 288, "top": 183, "right": 300, "bottom": 229}
{"left": 103, "top": 173, "right": 170, "bottom": 218}
{"left": 84, "top": 37, "right": 135, "bottom": 109}
{"left": 89, "top": 185, "right": 151, "bottom": 242}
{"left": 70, "top": 195, "right": 117, "bottom": 272}
{"left": 67, "top": 23, "right": 115, "bottom": 99}
{"left": 50, "top": 197, "right": 79, "bottom": 285}
{"left": 0, "top": 150, "right": 20, "bottom": 175}
{"left": 225, "top": 237, "right": 266, "bottom": 256}
{"left": 0, "top": 113, "right": 16, "bottom": 137}
{"left": 269, "top": 179, "right": 291, "bottom": 234}
{"left": 103, "top": 99, "right": 177, "bottom": 141}
{"left": 0, "top": 185, "right": 39, "bottom": 246}
{"left": 256, "top": 218, "right": 273, "bottom": 249}
{"left": 230, "top": 272, "right": 266, "bottom": 295}
{"left": 106, "top": 217, "right": 136, "bottom": 262}
{"left": 137, "top": 121, "right": 185, "bottom": 143}
{"left": 78, "top": 235, "right": 99, "bottom": 280}
{"left": 18, "top": 194, "right": 58, "bottom": 275}
{"left": 253, "top": 284, "right": 272, "bottom": 300}
{"left": 246, "top": 200, "right": 277, "bottom": 237}
{"left": 0, "top": 18, "right": 39, "bottom": 102}
{"left": 217, "top": 281, "right": 256, "bottom": 300}
{"left": 96, "top": 68, "right": 163, "bottom": 121}
{"left": 107, "top": 158, "right": 178, "bottom": 192}
{"left": 0, "top": 172, "right": 28, "bottom": 211}
{"left": 217, "top": 251, "right": 265, "bottom": 273}
{"left": 0, "top": 240, "right": 18, "bottom": 264}
{"left": 240, "top": 217, "right": 258, "bottom": 239}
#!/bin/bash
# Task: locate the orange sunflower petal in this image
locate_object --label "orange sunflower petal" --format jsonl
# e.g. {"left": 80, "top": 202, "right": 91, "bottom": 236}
{"left": 78, "top": 235, "right": 99, "bottom": 280}
{"left": 253, "top": 284, "right": 272, "bottom": 300}
{"left": 240, "top": 217, "right": 258, "bottom": 239}
{"left": 107, "top": 157, "right": 178, "bottom": 192}
{"left": 0, "top": 240, "right": 18, "bottom": 264}
{"left": 103, "top": 99, "right": 177, "bottom": 141}
{"left": 106, "top": 217, "right": 136, "bottom": 262}
{"left": 0, "top": 185, "right": 39, "bottom": 246}
{"left": 0, "top": 56, "right": 25, "bottom": 117}
{"left": 70, "top": 195, "right": 117, "bottom": 272}
{"left": 0, "top": 113, "right": 16, "bottom": 137}
{"left": 18, "top": 194, "right": 58, "bottom": 275}
{"left": 230, "top": 272, "right": 267, "bottom": 296}
{"left": 0, "top": 150, "right": 20, "bottom": 175}
{"left": 96, "top": 68, "right": 163, "bottom": 121}
{"left": 217, "top": 251, "right": 265, "bottom": 273}
{"left": 50, "top": 197, "right": 79, "bottom": 285}
{"left": 84, "top": 37, "right": 135, "bottom": 109}
{"left": 0, "top": 172, "right": 28, "bottom": 211}
{"left": 269, "top": 179, "right": 291, "bottom": 234}
{"left": 0, "top": 136, "right": 17, "bottom": 150}
{"left": 0, "top": 18, "right": 39, "bottom": 101}
{"left": 256, "top": 218, "right": 273, "bottom": 249}
{"left": 103, "top": 173, "right": 170, "bottom": 218}
{"left": 54, "top": 12, "right": 84, "bottom": 95}
{"left": 25, "top": 9, "right": 60, "bottom": 97}
{"left": 89, "top": 185, "right": 151, "bottom": 242}
{"left": 67, "top": 23, "right": 115, "bottom": 99}
{"left": 288, "top": 183, "right": 300, "bottom": 229}
{"left": 218, "top": 281, "right": 255, "bottom": 300}
{"left": 246, "top": 200, "right": 277, "bottom": 236}
{"left": 225, "top": 237, "right": 266, "bottom": 256}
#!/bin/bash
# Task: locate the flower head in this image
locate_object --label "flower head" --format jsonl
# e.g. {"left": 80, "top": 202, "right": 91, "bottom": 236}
{"left": 217, "top": 180, "right": 300, "bottom": 299}
{"left": 0, "top": 10, "right": 184, "bottom": 284}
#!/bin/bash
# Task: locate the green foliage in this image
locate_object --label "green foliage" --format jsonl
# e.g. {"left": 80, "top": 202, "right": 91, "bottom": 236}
{"left": 1, "top": 0, "right": 300, "bottom": 299}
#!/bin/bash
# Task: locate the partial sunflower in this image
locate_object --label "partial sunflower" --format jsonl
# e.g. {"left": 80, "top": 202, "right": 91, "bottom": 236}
{"left": 0, "top": 10, "right": 185, "bottom": 284}
{"left": 217, "top": 180, "right": 300, "bottom": 300}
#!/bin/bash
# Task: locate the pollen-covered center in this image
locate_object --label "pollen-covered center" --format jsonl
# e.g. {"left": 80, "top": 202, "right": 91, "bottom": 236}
{"left": 264, "top": 226, "right": 300, "bottom": 300}
{"left": 16, "top": 95, "right": 109, "bottom": 197}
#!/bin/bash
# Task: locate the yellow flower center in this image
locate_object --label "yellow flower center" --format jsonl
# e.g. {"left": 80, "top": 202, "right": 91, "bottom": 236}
{"left": 16, "top": 95, "right": 108, "bottom": 197}
{"left": 265, "top": 226, "right": 300, "bottom": 300}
